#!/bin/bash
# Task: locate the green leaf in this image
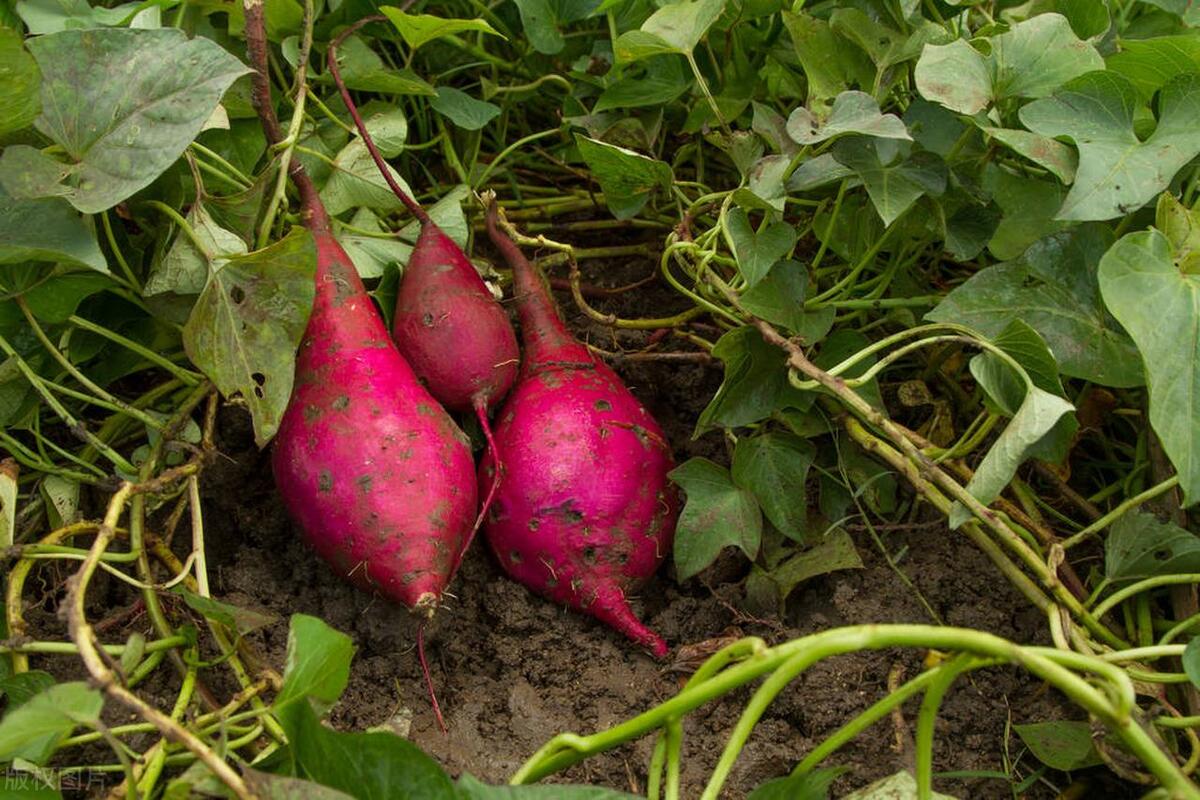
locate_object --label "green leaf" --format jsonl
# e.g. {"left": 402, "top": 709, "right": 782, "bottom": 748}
{"left": 284, "top": 701, "right": 455, "bottom": 800}
{"left": 40, "top": 475, "right": 78, "bottom": 529}
{"left": 456, "top": 774, "right": 640, "bottom": 799}
{"left": 172, "top": 587, "right": 277, "bottom": 635}
{"left": 1106, "top": 510, "right": 1200, "bottom": 581}
{"left": 325, "top": 36, "right": 435, "bottom": 97}
{"left": 243, "top": 770, "right": 357, "bottom": 800}
{"left": 575, "top": 135, "right": 673, "bottom": 220}
{"left": 0, "top": 194, "right": 107, "bottom": 272}
{"left": 1014, "top": 721, "right": 1102, "bottom": 771}
{"left": 732, "top": 432, "right": 815, "bottom": 542}
{"left": 969, "top": 320, "right": 1077, "bottom": 464}
{"left": 740, "top": 260, "right": 834, "bottom": 344}
{"left": 0, "top": 670, "right": 56, "bottom": 709}
{"left": 1141, "top": 0, "right": 1200, "bottom": 25}
{"left": 780, "top": 11, "right": 873, "bottom": 110}
{"left": 594, "top": 56, "right": 690, "bottom": 113}
{"left": 1020, "top": 71, "right": 1200, "bottom": 221}
{"left": 787, "top": 91, "right": 910, "bottom": 145}
{"left": 914, "top": 14, "right": 1102, "bottom": 114}
{"left": 980, "top": 127, "right": 1077, "bottom": 184}
{"left": 26, "top": 28, "right": 250, "bottom": 213}
{"left": 842, "top": 771, "right": 958, "bottom": 800}
{"left": 724, "top": 207, "right": 796, "bottom": 287}
{"left": 831, "top": 139, "right": 946, "bottom": 226}
{"left": 696, "top": 325, "right": 814, "bottom": 433}
{"left": 21, "top": 272, "right": 113, "bottom": 323}
{"left": 0, "top": 771, "right": 60, "bottom": 799}
{"left": 320, "top": 138, "right": 418, "bottom": 217}
{"left": 146, "top": 203, "right": 247, "bottom": 297}
{"left": 0, "top": 27, "right": 40, "bottom": 135}
{"left": 670, "top": 457, "right": 762, "bottom": 581}
{"left": 182, "top": 229, "right": 316, "bottom": 446}
{"left": 0, "top": 459, "right": 15, "bottom": 549}
{"left": 337, "top": 187, "right": 468, "bottom": 280}
{"left": 1106, "top": 36, "right": 1200, "bottom": 100}
{"left": 768, "top": 529, "right": 862, "bottom": 603}
{"left": 1156, "top": 191, "right": 1200, "bottom": 275}
{"left": 1098, "top": 229, "right": 1200, "bottom": 504}
{"left": 379, "top": 7, "right": 503, "bottom": 50}
{"left": 748, "top": 765, "right": 846, "bottom": 800}
{"left": 0, "top": 145, "right": 75, "bottom": 200}
{"left": 430, "top": 87, "right": 500, "bottom": 130}
{"left": 275, "top": 613, "right": 355, "bottom": 715}
{"left": 0, "top": 681, "right": 102, "bottom": 765}
{"left": 15, "top": 0, "right": 157, "bottom": 34}
{"left": 512, "top": 0, "right": 599, "bottom": 55}
{"left": 613, "top": 0, "right": 723, "bottom": 62}
{"left": 950, "top": 385, "right": 1074, "bottom": 527}
{"left": 980, "top": 167, "right": 1069, "bottom": 261}
{"left": 1185, "top": 638, "right": 1200, "bottom": 689}
{"left": 928, "top": 225, "right": 1142, "bottom": 387}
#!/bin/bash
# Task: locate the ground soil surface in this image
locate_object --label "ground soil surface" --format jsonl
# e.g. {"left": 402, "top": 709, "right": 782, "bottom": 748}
{"left": 23, "top": 247, "right": 1135, "bottom": 799}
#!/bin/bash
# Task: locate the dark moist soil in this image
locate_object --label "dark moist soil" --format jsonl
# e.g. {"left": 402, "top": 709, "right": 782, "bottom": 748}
{"left": 22, "top": 245, "right": 1134, "bottom": 799}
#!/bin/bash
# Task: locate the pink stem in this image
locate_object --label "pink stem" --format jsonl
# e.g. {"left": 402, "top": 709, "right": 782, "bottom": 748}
{"left": 327, "top": 17, "right": 431, "bottom": 225}
{"left": 417, "top": 623, "right": 447, "bottom": 734}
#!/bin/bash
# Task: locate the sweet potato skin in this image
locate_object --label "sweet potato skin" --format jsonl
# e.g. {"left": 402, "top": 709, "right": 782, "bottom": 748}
{"left": 480, "top": 353, "right": 677, "bottom": 656}
{"left": 480, "top": 200, "right": 678, "bottom": 657}
{"left": 392, "top": 223, "right": 519, "bottom": 413}
{"left": 273, "top": 229, "right": 478, "bottom": 616}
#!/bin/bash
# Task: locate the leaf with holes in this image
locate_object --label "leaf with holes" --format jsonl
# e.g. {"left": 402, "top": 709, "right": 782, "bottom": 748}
{"left": 25, "top": 28, "right": 249, "bottom": 213}
{"left": 182, "top": 229, "right": 316, "bottom": 446}
{"left": 1105, "top": 510, "right": 1200, "bottom": 582}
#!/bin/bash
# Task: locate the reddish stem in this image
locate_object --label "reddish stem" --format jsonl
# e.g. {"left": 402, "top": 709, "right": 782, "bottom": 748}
{"left": 327, "top": 16, "right": 431, "bottom": 225}
{"left": 467, "top": 399, "right": 503, "bottom": 547}
{"left": 244, "top": 0, "right": 329, "bottom": 231}
{"left": 416, "top": 623, "right": 447, "bottom": 734}
{"left": 484, "top": 198, "right": 574, "bottom": 354}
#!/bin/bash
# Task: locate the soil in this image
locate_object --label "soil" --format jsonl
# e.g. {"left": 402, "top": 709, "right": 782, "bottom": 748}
{"left": 18, "top": 247, "right": 1135, "bottom": 799}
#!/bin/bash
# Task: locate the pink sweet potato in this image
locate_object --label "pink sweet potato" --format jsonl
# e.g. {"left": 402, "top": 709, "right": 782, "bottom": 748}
{"left": 327, "top": 21, "right": 518, "bottom": 530}
{"left": 245, "top": 8, "right": 476, "bottom": 619}
{"left": 480, "top": 198, "right": 678, "bottom": 658}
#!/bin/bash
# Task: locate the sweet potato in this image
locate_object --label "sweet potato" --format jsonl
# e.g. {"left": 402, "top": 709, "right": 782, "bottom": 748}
{"left": 480, "top": 198, "right": 678, "bottom": 657}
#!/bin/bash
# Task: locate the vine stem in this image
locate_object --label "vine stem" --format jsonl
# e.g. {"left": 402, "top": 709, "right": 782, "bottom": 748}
{"left": 63, "top": 484, "right": 253, "bottom": 799}
{"left": 1062, "top": 476, "right": 1182, "bottom": 549}
{"left": 511, "top": 627, "right": 1194, "bottom": 797}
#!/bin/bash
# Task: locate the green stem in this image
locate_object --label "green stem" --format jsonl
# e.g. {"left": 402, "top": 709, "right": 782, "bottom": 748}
{"left": 101, "top": 211, "right": 142, "bottom": 291}
{"left": 1061, "top": 476, "right": 1182, "bottom": 549}
{"left": 0, "top": 332, "right": 137, "bottom": 474}
{"left": 67, "top": 315, "right": 202, "bottom": 386}
{"left": 1093, "top": 575, "right": 1200, "bottom": 621}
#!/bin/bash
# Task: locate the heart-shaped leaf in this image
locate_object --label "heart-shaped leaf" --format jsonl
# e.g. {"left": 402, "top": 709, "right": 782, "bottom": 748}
{"left": 1099, "top": 228, "right": 1200, "bottom": 505}
{"left": 670, "top": 457, "right": 762, "bottom": 581}
{"left": 724, "top": 207, "right": 797, "bottom": 286}
{"left": 787, "top": 91, "right": 911, "bottom": 145}
{"left": 1020, "top": 71, "right": 1200, "bottom": 221}
{"left": 26, "top": 28, "right": 249, "bottom": 213}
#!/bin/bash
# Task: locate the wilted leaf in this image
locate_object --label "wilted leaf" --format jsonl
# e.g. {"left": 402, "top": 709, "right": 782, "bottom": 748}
{"left": 1105, "top": 511, "right": 1200, "bottom": 582}
{"left": 182, "top": 230, "right": 316, "bottom": 446}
